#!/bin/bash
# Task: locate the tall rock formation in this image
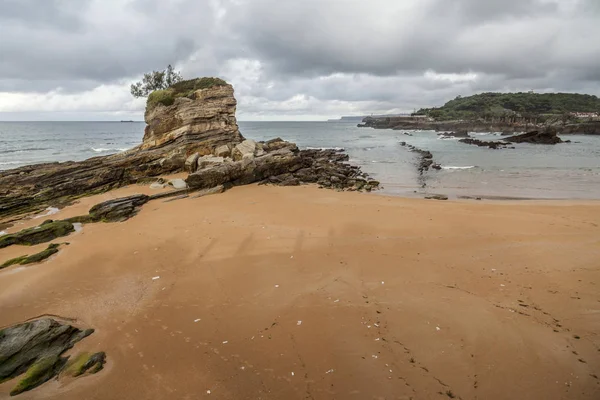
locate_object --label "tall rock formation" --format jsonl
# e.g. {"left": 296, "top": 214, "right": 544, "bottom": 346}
{"left": 0, "top": 81, "right": 244, "bottom": 218}
{"left": 140, "top": 84, "right": 244, "bottom": 154}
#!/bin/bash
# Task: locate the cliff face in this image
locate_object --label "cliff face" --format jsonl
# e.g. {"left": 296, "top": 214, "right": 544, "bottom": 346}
{"left": 140, "top": 85, "right": 243, "bottom": 154}
{"left": 359, "top": 116, "right": 600, "bottom": 134}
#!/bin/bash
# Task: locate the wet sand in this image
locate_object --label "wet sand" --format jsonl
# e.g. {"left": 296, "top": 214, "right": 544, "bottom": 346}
{"left": 0, "top": 185, "right": 599, "bottom": 399}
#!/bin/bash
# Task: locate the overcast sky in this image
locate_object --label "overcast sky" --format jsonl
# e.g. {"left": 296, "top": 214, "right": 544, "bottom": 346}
{"left": 0, "top": 0, "right": 599, "bottom": 121}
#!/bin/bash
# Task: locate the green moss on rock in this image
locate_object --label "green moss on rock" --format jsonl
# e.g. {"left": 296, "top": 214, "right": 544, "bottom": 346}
{"left": 0, "top": 221, "right": 74, "bottom": 249}
{"left": 147, "top": 89, "right": 175, "bottom": 110}
{"left": 146, "top": 77, "right": 228, "bottom": 111}
{"left": 10, "top": 356, "right": 60, "bottom": 396}
{"left": 1, "top": 256, "right": 29, "bottom": 269}
{"left": 170, "top": 77, "right": 227, "bottom": 95}
{"left": 1, "top": 243, "right": 61, "bottom": 269}
{"left": 63, "top": 352, "right": 106, "bottom": 377}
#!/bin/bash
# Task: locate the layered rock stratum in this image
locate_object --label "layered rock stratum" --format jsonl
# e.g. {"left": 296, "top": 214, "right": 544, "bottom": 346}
{"left": 0, "top": 79, "right": 378, "bottom": 220}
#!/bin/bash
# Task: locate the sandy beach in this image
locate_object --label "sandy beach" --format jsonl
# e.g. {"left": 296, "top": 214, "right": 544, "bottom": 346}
{"left": 0, "top": 185, "right": 599, "bottom": 400}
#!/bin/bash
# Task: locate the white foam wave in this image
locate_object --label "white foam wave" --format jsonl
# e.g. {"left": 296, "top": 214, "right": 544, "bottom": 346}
{"left": 437, "top": 136, "right": 460, "bottom": 140}
{"left": 0, "top": 161, "right": 22, "bottom": 165}
{"left": 91, "top": 147, "right": 131, "bottom": 153}
{"left": 443, "top": 166, "right": 475, "bottom": 170}
{"left": 305, "top": 146, "right": 345, "bottom": 151}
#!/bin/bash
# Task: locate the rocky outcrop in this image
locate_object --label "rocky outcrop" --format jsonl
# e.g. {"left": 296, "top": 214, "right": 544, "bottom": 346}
{"left": 0, "top": 80, "right": 379, "bottom": 221}
{"left": 400, "top": 142, "right": 441, "bottom": 173}
{"left": 141, "top": 84, "right": 243, "bottom": 156}
{"left": 503, "top": 127, "right": 563, "bottom": 144}
{"left": 0, "top": 220, "right": 74, "bottom": 249}
{"left": 186, "top": 139, "right": 377, "bottom": 192}
{"left": 0, "top": 82, "right": 243, "bottom": 220}
{"left": 459, "top": 138, "right": 510, "bottom": 149}
{"left": 438, "top": 130, "right": 469, "bottom": 138}
{"left": 88, "top": 194, "right": 150, "bottom": 222}
{"left": 0, "top": 318, "right": 100, "bottom": 396}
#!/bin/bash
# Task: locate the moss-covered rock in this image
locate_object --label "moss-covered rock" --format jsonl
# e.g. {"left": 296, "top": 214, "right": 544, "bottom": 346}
{"left": 0, "top": 256, "right": 28, "bottom": 269}
{"left": 170, "top": 77, "right": 228, "bottom": 95}
{"left": 10, "top": 356, "right": 61, "bottom": 396}
{"left": 63, "top": 215, "right": 94, "bottom": 224}
{"left": 1, "top": 319, "right": 98, "bottom": 396}
{"left": 1, "top": 244, "right": 62, "bottom": 270}
{"left": 146, "top": 77, "right": 228, "bottom": 112}
{"left": 63, "top": 352, "right": 106, "bottom": 377}
{"left": 0, "top": 221, "right": 74, "bottom": 249}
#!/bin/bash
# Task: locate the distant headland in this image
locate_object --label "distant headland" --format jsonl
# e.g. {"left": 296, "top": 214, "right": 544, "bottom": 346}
{"left": 359, "top": 92, "right": 600, "bottom": 134}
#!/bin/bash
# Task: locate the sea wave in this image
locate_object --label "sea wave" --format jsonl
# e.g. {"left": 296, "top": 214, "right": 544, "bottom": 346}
{"left": 0, "top": 161, "right": 22, "bottom": 165}
{"left": 442, "top": 166, "right": 476, "bottom": 170}
{"left": 437, "top": 136, "right": 460, "bottom": 140}
{"left": 91, "top": 147, "right": 130, "bottom": 153}
{"left": 0, "top": 147, "right": 49, "bottom": 154}
{"left": 305, "top": 146, "right": 345, "bottom": 151}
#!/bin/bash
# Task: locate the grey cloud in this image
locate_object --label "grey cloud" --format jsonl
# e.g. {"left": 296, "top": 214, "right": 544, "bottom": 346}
{"left": 0, "top": 0, "right": 88, "bottom": 31}
{"left": 0, "top": 0, "right": 599, "bottom": 119}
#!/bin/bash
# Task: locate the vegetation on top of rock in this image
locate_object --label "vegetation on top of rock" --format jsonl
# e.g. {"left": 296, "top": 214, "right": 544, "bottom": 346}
{"left": 130, "top": 64, "right": 183, "bottom": 98}
{"left": 147, "top": 89, "right": 176, "bottom": 109}
{"left": 0, "top": 220, "right": 74, "bottom": 249}
{"left": 415, "top": 92, "right": 600, "bottom": 120}
{"left": 170, "top": 77, "right": 228, "bottom": 94}
{"left": 146, "top": 77, "right": 229, "bottom": 111}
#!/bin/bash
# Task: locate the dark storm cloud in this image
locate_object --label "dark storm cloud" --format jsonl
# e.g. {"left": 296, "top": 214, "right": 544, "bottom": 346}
{"left": 0, "top": 0, "right": 216, "bottom": 92}
{"left": 0, "top": 0, "right": 599, "bottom": 118}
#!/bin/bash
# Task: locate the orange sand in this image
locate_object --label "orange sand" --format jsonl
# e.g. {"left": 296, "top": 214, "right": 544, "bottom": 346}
{"left": 0, "top": 185, "right": 599, "bottom": 399}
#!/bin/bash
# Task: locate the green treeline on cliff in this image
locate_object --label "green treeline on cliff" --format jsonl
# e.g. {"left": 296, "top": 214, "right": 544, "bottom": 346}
{"left": 415, "top": 92, "right": 600, "bottom": 120}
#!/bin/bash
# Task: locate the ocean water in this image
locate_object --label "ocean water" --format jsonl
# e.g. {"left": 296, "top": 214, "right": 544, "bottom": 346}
{"left": 1, "top": 121, "right": 599, "bottom": 199}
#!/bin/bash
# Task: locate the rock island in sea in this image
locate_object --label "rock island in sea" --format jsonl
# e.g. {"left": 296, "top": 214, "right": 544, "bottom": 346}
{"left": 0, "top": 80, "right": 598, "bottom": 400}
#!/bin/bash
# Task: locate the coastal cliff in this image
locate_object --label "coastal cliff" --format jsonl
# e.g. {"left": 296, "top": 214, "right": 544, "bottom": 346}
{"left": 0, "top": 80, "right": 377, "bottom": 220}
{"left": 359, "top": 116, "right": 600, "bottom": 134}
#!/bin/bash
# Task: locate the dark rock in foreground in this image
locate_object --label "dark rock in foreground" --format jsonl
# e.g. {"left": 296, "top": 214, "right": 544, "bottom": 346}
{"left": 503, "top": 127, "right": 563, "bottom": 144}
{"left": 88, "top": 194, "right": 150, "bottom": 222}
{"left": 0, "top": 318, "right": 99, "bottom": 396}
{"left": 0, "top": 220, "right": 74, "bottom": 249}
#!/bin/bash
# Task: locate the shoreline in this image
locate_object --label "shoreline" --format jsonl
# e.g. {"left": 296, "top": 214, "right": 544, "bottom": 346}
{"left": 3, "top": 179, "right": 600, "bottom": 235}
{"left": 1, "top": 184, "right": 599, "bottom": 399}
